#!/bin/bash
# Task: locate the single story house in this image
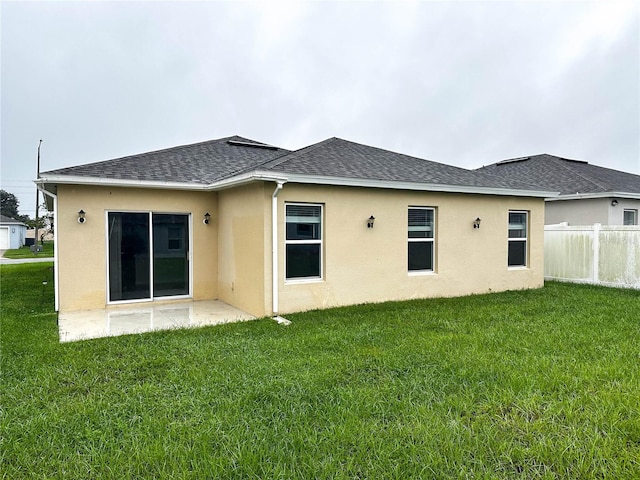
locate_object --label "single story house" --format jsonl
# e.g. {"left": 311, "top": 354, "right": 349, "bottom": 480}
{"left": 0, "top": 214, "right": 27, "bottom": 250}
{"left": 477, "top": 154, "right": 640, "bottom": 226}
{"left": 37, "top": 136, "right": 556, "bottom": 318}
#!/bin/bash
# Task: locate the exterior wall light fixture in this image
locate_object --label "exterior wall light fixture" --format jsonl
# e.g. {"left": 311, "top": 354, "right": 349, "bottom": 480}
{"left": 473, "top": 217, "right": 481, "bottom": 229}
{"left": 78, "top": 210, "right": 86, "bottom": 224}
{"left": 367, "top": 215, "right": 375, "bottom": 228}
{"left": 203, "top": 212, "right": 211, "bottom": 225}
{"left": 611, "top": 199, "right": 619, "bottom": 206}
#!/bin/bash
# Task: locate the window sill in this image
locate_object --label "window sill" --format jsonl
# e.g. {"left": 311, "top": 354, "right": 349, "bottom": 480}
{"left": 408, "top": 270, "right": 436, "bottom": 276}
{"left": 285, "top": 277, "right": 324, "bottom": 285}
{"left": 508, "top": 266, "right": 528, "bottom": 271}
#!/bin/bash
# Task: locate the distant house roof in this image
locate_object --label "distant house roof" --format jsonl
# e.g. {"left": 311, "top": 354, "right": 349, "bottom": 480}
{"left": 39, "top": 135, "right": 556, "bottom": 197}
{"left": 477, "top": 154, "right": 640, "bottom": 198}
{"left": 0, "top": 214, "right": 26, "bottom": 225}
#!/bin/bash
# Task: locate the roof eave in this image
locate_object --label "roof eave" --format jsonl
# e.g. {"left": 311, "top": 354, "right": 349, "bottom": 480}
{"left": 36, "top": 171, "right": 558, "bottom": 198}
{"left": 207, "top": 171, "right": 288, "bottom": 190}
{"left": 36, "top": 175, "right": 210, "bottom": 191}
{"left": 256, "top": 171, "right": 558, "bottom": 197}
{"left": 0, "top": 220, "right": 27, "bottom": 226}
{"left": 546, "top": 192, "right": 640, "bottom": 201}
{"left": 36, "top": 172, "right": 290, "bottom": 193}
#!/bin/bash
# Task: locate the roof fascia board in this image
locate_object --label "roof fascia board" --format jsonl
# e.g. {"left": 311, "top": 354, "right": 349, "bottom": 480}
{"left": 37, "top": 171, "right": 558, "bottom": 198}
{"left": 36, "top": 175, "right": 209, "bottom": 191}
{"left": 207, "top": 172, "right": 288, "bottom": 191}
{"left": 0, "top": 219, "right": 27, "bottom": 226}
{"left": 546, "top": 192, "right": 640, "bottom": 201}
{"left": 254, "top": 171, "right": 558, "bottom": 198}
{"left": 37, "top": 172, "right": 290, "bottom": 192}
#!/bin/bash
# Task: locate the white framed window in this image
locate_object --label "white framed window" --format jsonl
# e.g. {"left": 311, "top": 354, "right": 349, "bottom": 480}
{"left": 285, "top": 203, "right": 323, "bottom": 280}
{"left": 508, "top": 211, "right": 528, "bottom": 267}
{"left": 408, "top": 207, "right": 435, "bottom": 272}
{"left": 623, "top": 209, "right": 637, "bottom": 226}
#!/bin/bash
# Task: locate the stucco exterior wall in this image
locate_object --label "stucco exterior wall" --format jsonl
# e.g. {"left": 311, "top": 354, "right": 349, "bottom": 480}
{"left": 275, "top": 184, "right": 545, "bottom": 315}
{"left": 546, "top": 198, "right": 640, "bottom": 225}
{"left": 609, "top": 199, "right": 640, "bottom": 225}
{"left": 217, "top": 183, "right": 271, "bottom": 317}
{"left": 56, "top": 185, "right": 217, "bottom": 311}
{"left": 55, "top": 181, "right": 545, "bottom": 317}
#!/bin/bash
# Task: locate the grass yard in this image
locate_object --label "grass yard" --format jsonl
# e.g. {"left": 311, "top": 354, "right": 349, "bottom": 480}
{"left": 2, "top": 241, "right": 54, "bottom": 259}
{"left": 1, "top": 263, "right": 639, "bottom": 479}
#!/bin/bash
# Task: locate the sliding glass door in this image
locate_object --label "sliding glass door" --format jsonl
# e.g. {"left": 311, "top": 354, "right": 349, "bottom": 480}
{"left": 152, "top": 214, "right": 189, "bottom": 297}
{"left": 108, "top": 212, "right": 189, "bottom": 302}
{"left": 108, "top": 213, "right": 150, "bottom": 301}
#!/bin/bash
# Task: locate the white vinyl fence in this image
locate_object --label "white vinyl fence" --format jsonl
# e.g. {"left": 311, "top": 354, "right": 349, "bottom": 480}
{"left": 544, "top": 223, "right": 640, "bottom": 289}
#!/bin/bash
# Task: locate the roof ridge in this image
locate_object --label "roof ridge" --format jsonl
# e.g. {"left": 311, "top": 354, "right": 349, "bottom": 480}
{"left": 258, "top": 137, "right": 339, "bottom": 171}
{"left": 213, "top": 146, "right": 293, "bottom": 181}
{"left": 327, "top": 137, "right": 487, "bottom": 173}
{"left": 548, "top": 155, "right": 609, "bottom": 192}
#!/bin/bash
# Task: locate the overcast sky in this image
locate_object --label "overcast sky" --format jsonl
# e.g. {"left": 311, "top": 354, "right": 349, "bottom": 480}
{"left": 2, "top": 0, "right": 639, "bottom": 217}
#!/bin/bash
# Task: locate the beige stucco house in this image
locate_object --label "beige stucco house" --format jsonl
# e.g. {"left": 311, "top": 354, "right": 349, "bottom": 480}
{"left": 37, "top": 136, "right": 555, "bottom": 318}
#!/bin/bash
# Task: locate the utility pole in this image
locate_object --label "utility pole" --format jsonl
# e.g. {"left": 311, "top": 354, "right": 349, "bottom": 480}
{"left": 33, "top": 139, "right": 42, "bottom": 253}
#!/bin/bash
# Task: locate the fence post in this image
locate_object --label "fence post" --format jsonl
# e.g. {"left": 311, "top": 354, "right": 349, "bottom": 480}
{"left": 593, "top": 223, "right": 601, "bottom": 284}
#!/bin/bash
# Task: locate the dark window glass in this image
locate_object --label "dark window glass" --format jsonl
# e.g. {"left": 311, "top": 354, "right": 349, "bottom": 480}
{"left": 508, "top": 241, "right": 526, "bottom": 267}
{"left": 285, "top": 204, "right": 322, "bottom": 280}
{"left": 286, "top": 223, "right": 321, "bottom": 240}
{"left": 408, "top": 241, "right": 433, "bottom": 271}
{"left": 108, "top": 212, "right": 150, "bottom": 301}
{"left": 153, "top": 214, "right": 189, "bottom": 297}
{"left": 286, "top": 244, "right": 321, "bottom": 278}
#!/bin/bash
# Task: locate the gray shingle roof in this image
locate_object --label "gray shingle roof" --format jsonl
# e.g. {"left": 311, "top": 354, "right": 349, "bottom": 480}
{"left": 42, "top": 136, "right": 290, "bottom": 184}
{"left": 476, "top": 154, "right": 640, "bottom": 195}
{"left": 261, "top": 137, "right": 546, "bottom": 190}
{"left": 41, "top": 135, "right": 551, "bottom": 193}
{"left": 0, "top": 214, "right": 26, "bottom": 225}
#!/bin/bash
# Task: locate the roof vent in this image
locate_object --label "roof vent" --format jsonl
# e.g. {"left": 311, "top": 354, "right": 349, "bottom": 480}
{"left": 559, "top": 157, "right": 588, "bottom": 164}
{"left": 497, "top": 156, "right": 530, "bottom": 165}
{"left": 227, "top": 140, "right": 279, "bottom": 150}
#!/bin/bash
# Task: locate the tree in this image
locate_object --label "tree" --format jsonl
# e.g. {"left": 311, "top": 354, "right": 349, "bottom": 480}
{"left": 0, "top": 189, "right": 20, "bottom": 219}
{"left": 25, "top": 202, "right": 50, "bottom": 230}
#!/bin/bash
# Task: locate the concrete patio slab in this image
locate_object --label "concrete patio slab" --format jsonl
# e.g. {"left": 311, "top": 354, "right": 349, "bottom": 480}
{"left": 58, "top": 300, "right": 255, "bottom": 342}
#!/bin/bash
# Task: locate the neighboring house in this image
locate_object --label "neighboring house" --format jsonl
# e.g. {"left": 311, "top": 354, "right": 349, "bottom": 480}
{"left": 37, "top": 136, "right": 555, "bottom": 317}
{"left": 477, "top": 154, "right": 640, "bottom": 226}
{"left": 26, "top": 229, "right": 55, "bottom": 242}
{"left": 0, "top": 214, "right": 27, "bottom": 250}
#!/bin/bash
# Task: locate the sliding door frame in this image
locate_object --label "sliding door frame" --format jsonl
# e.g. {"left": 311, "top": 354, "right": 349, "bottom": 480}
{"left": 106, "top": 210, "right": 193, "bottom": 305}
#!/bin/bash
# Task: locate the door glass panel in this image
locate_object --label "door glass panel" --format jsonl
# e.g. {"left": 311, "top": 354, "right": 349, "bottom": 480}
{"left": 153, "top": 214, "right": 189, "bottom": 297}
{"left": 108, "top": 212, "right": 150, "bottom": 301}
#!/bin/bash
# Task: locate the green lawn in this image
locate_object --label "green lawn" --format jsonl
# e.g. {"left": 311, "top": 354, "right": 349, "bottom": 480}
{"left": 2, "top": 241, "right": 54, "bottom": 259}
{"left": 1, "top": 263, "right": 639, "bottom": 479}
